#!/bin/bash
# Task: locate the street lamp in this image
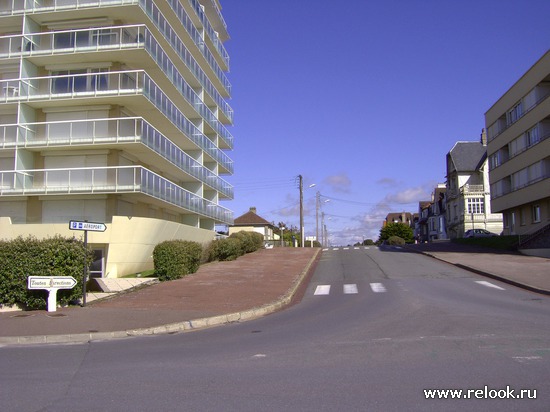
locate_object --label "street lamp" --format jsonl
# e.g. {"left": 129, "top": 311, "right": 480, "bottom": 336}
{"left": 298, "top": 175, "right": 316, "bottom": 248}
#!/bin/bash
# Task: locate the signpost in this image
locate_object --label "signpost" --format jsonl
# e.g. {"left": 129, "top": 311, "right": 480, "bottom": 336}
{"left": 69, "top": 220, "right": 107, "bottom": 307}
{"left": 28, "top": 276, "right": 77, "bottom": 312}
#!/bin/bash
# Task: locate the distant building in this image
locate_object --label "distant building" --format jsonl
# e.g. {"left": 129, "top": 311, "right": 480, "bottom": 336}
{"left": 416, "top": 201, "right": 432, "bottom": 243}
{"left": 0, "top": 0, "right": 234, "bottom": 277}
{"left": 445, "top": 135, "right": 503, "bottom": 239}
{"left": 384, "top": 212, "right": 414, "bottom": 227}
{"left": 229, "top": 207, "right": 277, "bottom": 244}
{"left": 485, "top": 50, "right": 550, "bottom": 254}
{"left": 427, "top": 184, "right": 447, "bottom": 242}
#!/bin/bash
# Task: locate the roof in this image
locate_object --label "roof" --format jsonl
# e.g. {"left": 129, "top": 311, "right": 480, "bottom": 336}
{"left": 233, "top": 210, "right": 274, "bottom": 227}
{"left": 448, "top": 141, "right": 487, "bottom": 172}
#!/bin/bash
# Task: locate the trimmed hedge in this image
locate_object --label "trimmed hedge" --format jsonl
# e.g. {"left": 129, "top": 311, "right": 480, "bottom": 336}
{"left": 204, "top": 231, "right": 265, "bottom": 262}
{"left": 387, "top": 236, "right": 405, "bottom": 245}
{"left": 153, "top": 240, "right": 202, "bottom": 281}
{"left": 0, "top": 235, "right": 93, "bottom": 309}
{"left": 229, "top": 231, "right": 264, "bottom": 253}
{"left": 204, "top": 237, "right": 243, "bottom": 262}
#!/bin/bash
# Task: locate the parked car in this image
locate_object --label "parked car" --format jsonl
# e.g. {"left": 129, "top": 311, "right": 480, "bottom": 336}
{"left": 464, "top": 229, "right": 498, "bottom": 238}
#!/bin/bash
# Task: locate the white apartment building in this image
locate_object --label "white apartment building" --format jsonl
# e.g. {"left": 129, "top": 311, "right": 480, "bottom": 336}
{"left": 485, "top": 50, "right": 550, "bottom": 253}
{"left": 0, "top": 0, "right": 234, "bottom": 277}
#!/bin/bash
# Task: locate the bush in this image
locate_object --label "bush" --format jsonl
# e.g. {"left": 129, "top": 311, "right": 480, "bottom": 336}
{"left": 205, "top": 237, "right": 244, "bottom": 262}
{"left": 0, "top": 235, "right": 93, "bottom": 309}
{"left": 153, "top": 240, "right": 202, "bottom": 281}
{"left": 229, "top": 231, "right": 264, "bottom": 253}
{"left": 387, "top": 236, "right": 405, "bottom": 245}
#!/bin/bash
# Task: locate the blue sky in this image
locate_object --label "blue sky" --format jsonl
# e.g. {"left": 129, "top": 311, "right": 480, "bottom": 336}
{"left": 220, "top": 0, "right": 550, "bottom": 246}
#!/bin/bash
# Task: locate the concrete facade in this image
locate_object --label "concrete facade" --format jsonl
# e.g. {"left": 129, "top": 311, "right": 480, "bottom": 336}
{"left": 485, "top": 50, "right": 550, "bottom": 242}
{"left": 0, "top": 0, "right": 234, "bottom": 276}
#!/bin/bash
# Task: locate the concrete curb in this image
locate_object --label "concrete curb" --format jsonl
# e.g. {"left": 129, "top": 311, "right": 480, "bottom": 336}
{"left": 0, "top": 249, "right": 321, "bottom": 346}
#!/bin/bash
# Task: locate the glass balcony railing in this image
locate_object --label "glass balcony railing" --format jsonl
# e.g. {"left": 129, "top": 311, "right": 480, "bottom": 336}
{"left": 0, "top": 71, "right": 233, "bottom": 172}
{"left": 0, "top": 25, "right": 233, "bottom": 124}
{"left": 0, "top": 0, "right": 231, "bottom": 93}
{"left": 0, "top": 166, "right": 233, "bottom": 223}
{"left": 187, "top": 0, "right": 229, "bottom": 65}
{"left": 0, "top": 117, "right": 233, "bottom": 198}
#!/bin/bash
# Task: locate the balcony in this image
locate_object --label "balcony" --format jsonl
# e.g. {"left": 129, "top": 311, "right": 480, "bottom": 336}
{"left": 0, "top": 0, "right": 231, "bottom": 93}
{"left": 0, "top": 117, "right": 233, "bottom": 198}
{"left": 0, "top": 25, "right": 233, "bottom": 127}
{"left": 0, "top": 71, "right": 233, "bottom": 172}
{"left": 460, "top": 184, "right": 485, "bottom": 195}
{"left": 0, "top": 166, "right": 233, "bottom": 223}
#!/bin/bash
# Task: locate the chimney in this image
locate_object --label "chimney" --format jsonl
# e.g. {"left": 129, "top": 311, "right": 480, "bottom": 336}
{"left": 249, "top": 207, "right": 257, "bottom": 214}
{"left": 480, "top": 128, "right": 487, "bottom": 146}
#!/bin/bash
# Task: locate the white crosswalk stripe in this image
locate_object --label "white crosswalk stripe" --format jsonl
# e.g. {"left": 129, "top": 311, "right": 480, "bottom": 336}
{"left": 314, "top": 285, "right": 331, "bottom": 295}
{"left": 343, "top": 284, "right": 358, "bottom": 294}
{"left": 475, "top": 280, "right": 505, "bottom": 290}
{"left": 370, "top": 283, "right": 387, "bottom": 293}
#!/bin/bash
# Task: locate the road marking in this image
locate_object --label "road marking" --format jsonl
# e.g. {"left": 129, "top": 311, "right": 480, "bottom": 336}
{"left": 475, "top": 280, "right": 505, "bottom": 290}
{"left": 343, "top": 284, "right": 358, "bottom": 294}
{"left": 314, "top": 285, "right": 331, "bottom": 295}
{"left": 370, "top": 282, "right": 387, "bottom": 293}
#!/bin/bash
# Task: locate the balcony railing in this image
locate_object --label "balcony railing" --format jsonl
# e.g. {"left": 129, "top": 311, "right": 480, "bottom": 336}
{"left": 0, "top": 71, "right": 233, "bottom": 172}
{"left": 0, "top": 25, "right": 233, "bottom": 127}
{"left": 460, "top": 184, "right": 485, "bottom": 194}
{"left": 0, "top": 117, "right": 233, "bottom": 198}
{"left": 0, "top": 166, "right": 233, "bottom": 223}
{"left": 0, "top": 0, "right": 231, "bottom": 93}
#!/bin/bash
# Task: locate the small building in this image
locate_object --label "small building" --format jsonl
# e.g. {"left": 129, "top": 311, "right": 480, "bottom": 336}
{"left": 229, "top": 207, "right": 277, "bottom": 244}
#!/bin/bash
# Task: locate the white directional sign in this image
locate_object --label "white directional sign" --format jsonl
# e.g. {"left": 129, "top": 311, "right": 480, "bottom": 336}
{"left": 69, "top": 220, "right": 106, "bottom": 232}
{"left": 28, "top": 276, "right": 77, "bottom": 290}
{"left": 27, "top": 276, "right": 78, "bottom": 312}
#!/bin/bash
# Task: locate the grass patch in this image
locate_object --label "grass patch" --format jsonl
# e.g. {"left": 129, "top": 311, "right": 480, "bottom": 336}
{"left": 453, "top": 236, "right": 519, "bottom": 251}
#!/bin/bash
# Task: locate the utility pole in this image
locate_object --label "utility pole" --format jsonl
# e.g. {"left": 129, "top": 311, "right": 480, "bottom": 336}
{"left": 299, "top": 174, "right": 304, "bottom": 248}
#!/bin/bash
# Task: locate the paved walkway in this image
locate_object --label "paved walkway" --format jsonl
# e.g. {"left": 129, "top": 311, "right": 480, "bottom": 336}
{"left": 0, "top": 244, "right": 548, "bottom": 345}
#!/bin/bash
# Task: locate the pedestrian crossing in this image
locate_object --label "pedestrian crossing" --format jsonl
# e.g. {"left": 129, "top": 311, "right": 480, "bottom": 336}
{"left": 313, "top": 283, "right": 388, "bottom": 296}
{"left": 312, "top": 280, "right": 506, "bottom": 296}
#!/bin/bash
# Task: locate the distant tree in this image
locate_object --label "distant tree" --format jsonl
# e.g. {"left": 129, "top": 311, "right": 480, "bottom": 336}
{"left": 378, "top": 223, "right": 414, "bottom": 244}
{"left": 364, "top": 239, "right": 375, "bottom": 246}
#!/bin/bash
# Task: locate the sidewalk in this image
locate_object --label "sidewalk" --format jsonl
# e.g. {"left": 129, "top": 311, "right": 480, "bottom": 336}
{"left": 0, "top": 248, "right": 320, "bottom": 345}
{"left": 403, "top": 242, "right": 550, "bottom": 295}
{"left": 1, "top": 244, "right": 548, "bottom": 346}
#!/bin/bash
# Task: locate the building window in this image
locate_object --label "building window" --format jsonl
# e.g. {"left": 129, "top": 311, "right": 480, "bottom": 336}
{"left": 520, "top": 208, "right": 526, "bottom": 226}
{"left": 526, "top": 125, "right": 540, "bottom": 147}
{"left": 507, "top": 101, "right": 523, "bottom": 125}
{"left": 467, "top": 198, "right": 485, "bottom": 214}
{"left": 532, "top": 205, "right": 541, "bottom": 223}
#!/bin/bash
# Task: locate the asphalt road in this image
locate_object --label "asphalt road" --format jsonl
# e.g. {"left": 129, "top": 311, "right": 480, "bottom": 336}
{"left": 1, "top": 246, "right": 549, "bottom": 411}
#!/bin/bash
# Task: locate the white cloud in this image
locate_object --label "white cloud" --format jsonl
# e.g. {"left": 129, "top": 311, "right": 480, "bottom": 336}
{"left": 323, "top": 173, "right": 352, "bottom": 193}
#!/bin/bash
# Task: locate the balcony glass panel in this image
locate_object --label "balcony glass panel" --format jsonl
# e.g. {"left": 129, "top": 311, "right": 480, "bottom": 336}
{"left": 0, "top": 166, "right": 233, "bottom": 223}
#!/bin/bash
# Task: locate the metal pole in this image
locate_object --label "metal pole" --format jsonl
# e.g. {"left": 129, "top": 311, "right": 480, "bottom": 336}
{"left": 316, "top": 191, "right": 319, "bottom": 244}
{"left": 82, "top": 229, "right": 88, "bottom": 307}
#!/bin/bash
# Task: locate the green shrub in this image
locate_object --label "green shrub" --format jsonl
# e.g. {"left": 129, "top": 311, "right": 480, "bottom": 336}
{"left": 229, "top": 231, "right": 264, "bottom": 253}
{"left": 0, "top": 235, "right": 93, "bottom": 309}
{"left": 153, "top": 240, "right": 202, "bottom": 281}
{"left": 205, "top": 237, "right": 243, "bottom": 262}
{"left": 387, "top": 236, "right": 405, "bottom": 245}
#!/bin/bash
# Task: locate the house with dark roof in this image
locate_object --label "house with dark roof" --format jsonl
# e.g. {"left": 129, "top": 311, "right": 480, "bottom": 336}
{"left": 445, "top": 134, "right": 503, "bottom": 239}
{"left": 229, "top": 207, "right": 277, "bottom": 243}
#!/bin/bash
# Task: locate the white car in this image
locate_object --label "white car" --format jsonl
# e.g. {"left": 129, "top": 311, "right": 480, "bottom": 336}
{"left": 464, "top": 229, "right": 498, "bottom": 238}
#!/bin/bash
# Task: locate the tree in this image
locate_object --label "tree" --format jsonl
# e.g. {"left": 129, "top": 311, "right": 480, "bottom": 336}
{"left": 378, "top": 222, "right": 414, "bottom": 244}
